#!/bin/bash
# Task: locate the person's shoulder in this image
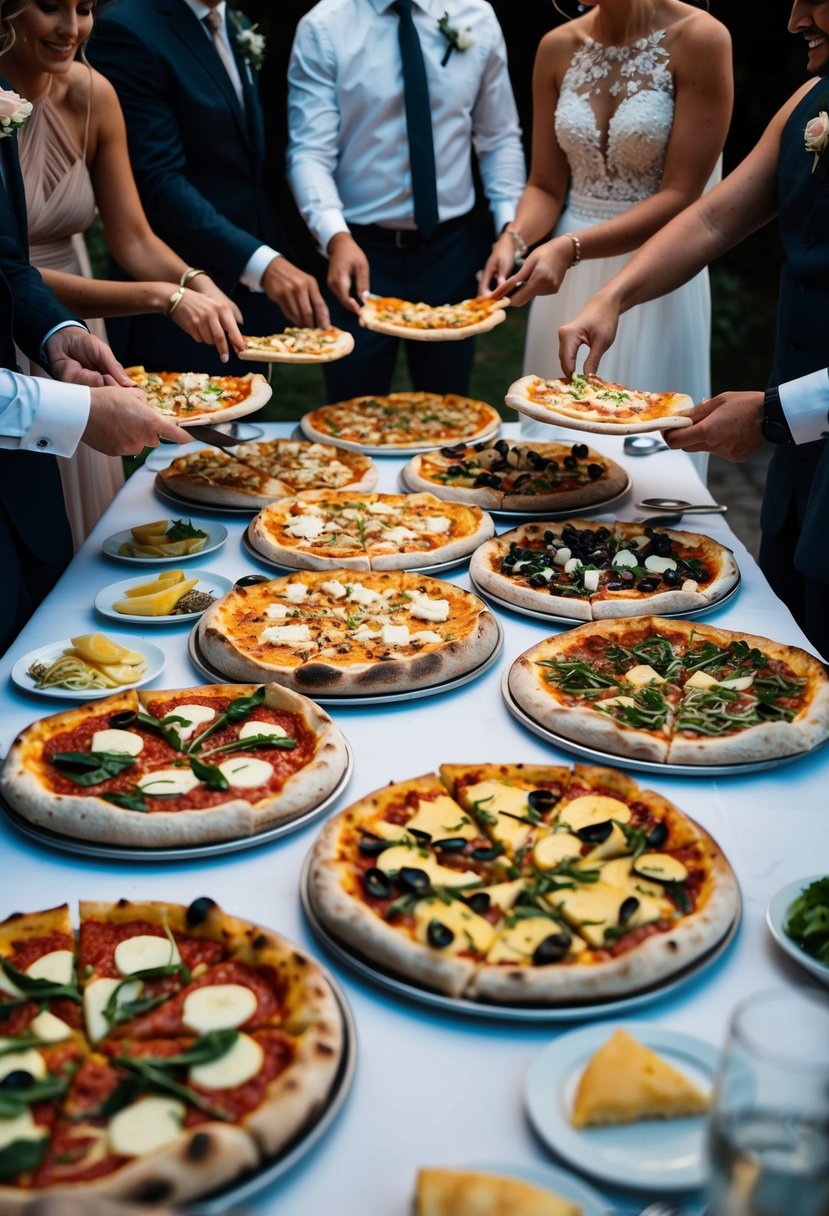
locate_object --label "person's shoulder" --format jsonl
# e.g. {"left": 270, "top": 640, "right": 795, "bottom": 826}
{"left": 535, "top": 19, "right": 591, "bottom": 72}
{"left": 296, "top": 0, "right": 357, "bottom": 32}
{"left": 94, "top": 0, "right": 161, "bottom": 36}
{"left": 665, "top": 2, "right": 732, "bottom": 56}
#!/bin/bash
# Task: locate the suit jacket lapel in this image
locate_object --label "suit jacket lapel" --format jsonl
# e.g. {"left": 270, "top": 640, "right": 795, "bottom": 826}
{"left": 0, "top": 134, "right": 31, "bottom": 254}
{"left": 232, "top": 35, "right": 265, "bottom": 159}
{"left": 167, "top": 1, "right": 250, "bottom": 146}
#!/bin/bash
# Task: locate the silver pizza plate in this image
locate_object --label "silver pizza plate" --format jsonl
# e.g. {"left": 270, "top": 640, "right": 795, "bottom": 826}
{"left": 242, "top": 524, "right": 473, "bottom": 576}
{"left": 0, "top": 741, "right": 353, "bottom": 862}
{"left": 500, "top": 666, "right": 822, "bottom": 777}
{"left": 187, "top": 616, "right": 504, "bottom": 707}
{"left": 155, "top": 476, "right": 260, "bottom": 515}
{"left": 398, "top": 467, "right": 633, "bottom": 520}
{"left": 293, "top": 421, "right": 502, "bottom": 456}
{"left": 470, "top": 571, "right": 742, "bottom": 625}
{"left": 189, "top": 967, "right": 357, "bottom": 1215}
{"left": 300, "top": 853, "right": 741, "bottom": 1023}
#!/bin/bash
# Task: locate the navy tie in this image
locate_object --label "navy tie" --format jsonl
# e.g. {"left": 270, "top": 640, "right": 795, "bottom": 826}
{"left": 391, "top": 0, "right": 439, "bottom": 238}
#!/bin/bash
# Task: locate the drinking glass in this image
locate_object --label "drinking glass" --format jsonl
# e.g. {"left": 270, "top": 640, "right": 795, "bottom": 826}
{"left": 707, "top": 987, "right": 829, "bottom": 1216}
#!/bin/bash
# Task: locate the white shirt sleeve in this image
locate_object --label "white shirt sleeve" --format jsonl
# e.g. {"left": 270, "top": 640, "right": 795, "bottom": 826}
{"left": 470, "top": 13, "right": 526, "bottom": 232}
{"left": 0, "top": 370, "right": 90, "bottom": 457}
{"left": 240, "top": 245, "right": 283, "bottom": 292}
{"left": 778, "top": 368, "right": 829, "bottom": 446}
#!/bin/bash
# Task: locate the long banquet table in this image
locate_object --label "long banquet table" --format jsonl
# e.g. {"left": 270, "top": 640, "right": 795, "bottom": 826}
{"left": 1, "top": 424, "right": 827, "bottom": 1215}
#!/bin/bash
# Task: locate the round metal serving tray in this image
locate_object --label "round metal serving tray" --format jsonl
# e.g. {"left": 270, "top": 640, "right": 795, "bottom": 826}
{"left": 155, "top": 476, "right": 260, "bottom": 516}
{"left": 397, "top": 466, "right": 632, "bottom": 520}
{"left": 294, "top": 420, "right": 502, "bottom": 456}
{"left": 188, "top": 965, "right": 356, "bottom": 1215}
{"left": 187, "top": 618, "right": 504, "bottom": 708}
{"left": 0, "top": 741, "right": 353, "bottom": 862}
{"left": 469, "top": 571, "right": 742, "bottom": 625}
{"left": 242, "top": 524, "right": 474, "bottom": 577}
{"left": 300, "top": 853, "right": 741, "bottom": 1023}
{"left": 500, "top": 666, "right": 821, "bottom": 778}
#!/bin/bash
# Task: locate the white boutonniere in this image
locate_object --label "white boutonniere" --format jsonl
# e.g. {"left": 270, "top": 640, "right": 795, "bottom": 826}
{"left": 437, "top": 11, "right": 475, "bottom": 67}
{"left": 0, "top": 87, "right": 32, "bottom": 139}
{"left": 234, "top": 21, "right": 266, "bottom": 70}
{"left": 804, "top": 110, "right": 829, "bottom": 172}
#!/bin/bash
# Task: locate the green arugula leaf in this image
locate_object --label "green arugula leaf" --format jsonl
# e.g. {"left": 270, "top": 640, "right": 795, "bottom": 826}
{"left": 0, "top": 1075, "right": 69, "bottom": 1119}
{"left": 0, "top": 959, "right": 81, "bottom": 1005}
{"left": 201, "top": 733, "right": 296, "bottom": 758}
{"left": 188, "top": 754, "right": 230, "bottom": 790}
{"left": 166, "top": 518, "right": 207, "bottom": 542}
{"left": 50, "top": 751, "right": 136, "bottom": 787}
{"left": 0, "top": 1136, "right": 48, "bottom": 1181}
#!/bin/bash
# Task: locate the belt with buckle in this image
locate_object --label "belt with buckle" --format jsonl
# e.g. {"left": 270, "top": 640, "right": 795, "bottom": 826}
{"left": 349, "top": 214, "right": 469, "bottom": 252}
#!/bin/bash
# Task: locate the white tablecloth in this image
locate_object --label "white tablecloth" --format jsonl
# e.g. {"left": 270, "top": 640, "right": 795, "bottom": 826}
{"left": 1, "top": 425, "right": 826, "bottom": 1215}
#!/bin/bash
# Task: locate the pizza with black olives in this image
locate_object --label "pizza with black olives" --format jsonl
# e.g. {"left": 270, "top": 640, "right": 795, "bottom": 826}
{"left": 401, "top": 440, "right": 628, "bottom": 512}
{"left": 307, "top": 763, "right": 739, "bottom": 1003}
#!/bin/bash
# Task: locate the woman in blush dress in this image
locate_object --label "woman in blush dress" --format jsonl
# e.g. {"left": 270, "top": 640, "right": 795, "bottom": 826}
{"left": 0, "top": 0, "right": 245, "bottom": 546}
{"left": 482, "top": 0, "right": 732, "bottom": 438}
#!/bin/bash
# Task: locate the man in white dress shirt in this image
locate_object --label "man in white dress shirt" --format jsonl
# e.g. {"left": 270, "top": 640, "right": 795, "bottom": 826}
{"left": 287, "top": 0, "right": 525, "bottom": 399}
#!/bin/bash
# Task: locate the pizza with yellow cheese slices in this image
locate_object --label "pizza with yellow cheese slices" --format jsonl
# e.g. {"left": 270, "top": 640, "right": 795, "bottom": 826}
{"left": 125, "top": 367, "right": 271, "bottom": 426}
{"left": 238, "top": 326, "right": 355, "bottom": 364}
{"left": 306, "top": 762, "right": 739, "bottom": 1004}
{"left": 0, "top": 898, "right": 344, "bottom": 1209}
{"left": 506, "top": 373, "right": 694, "bottom": 434}
{"left": 359, "top": 295, "right": 508, "bottom": 340}
{"left": 507, "top": 618, "right": 829, "bottom": 765}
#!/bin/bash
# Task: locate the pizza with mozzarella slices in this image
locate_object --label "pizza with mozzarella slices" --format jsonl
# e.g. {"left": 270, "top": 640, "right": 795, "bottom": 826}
{"left": 299, "top": 391, "right": 501, "bottom": 453}
{"left": 307, "top": 762, "right": 739, "bottom": 1004}
{"left": 0, "top": 684, "right": 348, "bottom": 847}
{"left": 125, "top": 367, "right": 271, "bottom": 426}
{"left": 238, "top": 326, "right": 355, "bottom": 363}
{"left": 0, "top": 898, "right": 344, "bottom": 1209}
{"left": 359, "top": 295, "right": 508, "bottom": 341}
{"left": 506, "top": 373, "right": 694, "bottom": 434}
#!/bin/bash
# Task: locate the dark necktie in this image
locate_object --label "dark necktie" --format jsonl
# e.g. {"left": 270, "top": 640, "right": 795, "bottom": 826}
{"left": 391, "top": 0, "right": 439, "bottom": 238}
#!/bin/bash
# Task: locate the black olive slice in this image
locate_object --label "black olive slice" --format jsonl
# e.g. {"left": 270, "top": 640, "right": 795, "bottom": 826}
{"left": 109, "top": 710, "right": 138, "bottom": 729}
{"left": 571, "top": 442, "right": 589, "bottom": 459}
{"left": 619, "top": 896, "right": 640, "bottom": 923}
{"left": 543, "top": 530, "right": 556, "bottom": 543}
{"left": 463, "top": 892, "right": 491, "bottom": 914}
{"left": 399, "top": 867, "right": 430, "bottom": 893}
{"left": 532, "top": 932, "right": 572, "bottom": 966}
{"left": 408, "top": 828, "right": 432, "bottom": 846}
{"left": 186, "top": 896, "right": 217, "bottom": 926}
{"left": 576, "top": 820, "right": 613, "bottom": 844}
{"left": 427, "top": 920, "right": 455, "bottom": 949}
{"left": 0, "top": 1070, "right": 35, "bottom": 1090}
{"left": 563, "top": 455, "right": 577, "bottom": 469}
{"left": 527, "top": 788, "right": 558, "bottom": 814}
{"left": 637, "top": 578, "right": 660, "bottom": 592}
{"left": 529, "top": 574, "right": 548, "bottom": 588}
{"left": 358, "top": 833, "right": 389, "bottom": 857}
{"left": 606, "top": 580, "right": 624, "bottom": 591}
{"left": 234, "top": 574, "right": 269, "bottom": 587}
{"left": 434, "top": 837, "right": 467, "bottom": 853}
{"left": 647, "top": 821, "right": 669, "bottom": 848}
{"left": 587, "top": 463, "right": 604, "bottom": 480}
{"left": 446, "top": 463, "right": 466, "bottom": 476}
{"left": 662, "top": 569, "right": 680, "bottom": 586}
{"left": 494, "top": 438, "right": 510, "bottom": 456}
{"left": 362, "top": 868, "right": 393, "bottom": 900}
{"left": 471, "top": 843, "right": 503, "bottom": 861}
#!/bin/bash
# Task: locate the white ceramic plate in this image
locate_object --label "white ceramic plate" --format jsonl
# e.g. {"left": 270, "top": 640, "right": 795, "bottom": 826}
{"left": 766, "top": 875, "right": 829, "bottom": 988}
{"left": 94, "top": 569, "right": 234, "bottom": 624}
{"left": 102, "top": 521, "right": 228, "bottom": 564}
{"left": 525, "top": 1022, "right": 719, "bottom": 1191}
{"left": 460, "top": 1161, "right": 609, "bottom": 1216}
{"left": 11, "top": 638, "right": 166, "bottom": 700}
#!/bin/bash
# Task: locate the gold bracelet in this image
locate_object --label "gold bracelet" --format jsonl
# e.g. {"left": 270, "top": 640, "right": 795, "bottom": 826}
{"left": 180, "top": 267, "right": 207, "bottom": 287}
{"left": 167, "top": 287, "right": 186, "bottom": 315}
{"left": 563, "top": 232, "right": 582, "bottom": 266}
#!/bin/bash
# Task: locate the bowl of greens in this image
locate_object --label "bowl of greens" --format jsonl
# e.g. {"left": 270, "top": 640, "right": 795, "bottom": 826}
{"left": 767, "top": 875, "right": 829, "bottom": 987}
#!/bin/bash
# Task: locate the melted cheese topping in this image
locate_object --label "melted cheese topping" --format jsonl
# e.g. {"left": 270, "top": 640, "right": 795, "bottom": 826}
{"left": 107, "top": 1096, "right": 187, "bottom": 1157}
{"left": 182, "top": 984, "right": 258, "bottom": 1034}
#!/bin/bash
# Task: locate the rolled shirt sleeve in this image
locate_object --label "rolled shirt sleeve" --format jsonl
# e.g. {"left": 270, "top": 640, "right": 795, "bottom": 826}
{"left": 0, "top": 370, "right": 90, "bottom": 457}
{"left": 240, "top": 245, "right": 283, "bottom": 293}
{"left": 778, "top": 368, "right": 829, "bottom": 446}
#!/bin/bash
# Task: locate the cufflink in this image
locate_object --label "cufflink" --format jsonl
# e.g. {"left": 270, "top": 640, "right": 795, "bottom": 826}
{"left": 36, "top": 438, "right": 49, "bottom": 449}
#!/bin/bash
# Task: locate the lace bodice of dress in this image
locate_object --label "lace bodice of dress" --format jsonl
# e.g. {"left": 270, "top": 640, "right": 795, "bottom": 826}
{"left": 555, "top": 30, "right": 674, "bottom": 203}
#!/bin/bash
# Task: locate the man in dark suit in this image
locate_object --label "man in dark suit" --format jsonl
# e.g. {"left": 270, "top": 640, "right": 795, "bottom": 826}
{"left": 558, "top": 0, "right": 829, "bottom": 660}
{"left": 90, "top": 0, "right": 328, "bottom": 375}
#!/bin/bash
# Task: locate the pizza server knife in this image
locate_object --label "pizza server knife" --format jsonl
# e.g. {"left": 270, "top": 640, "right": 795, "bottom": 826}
{"left": 184, "top": 421, "right": 265, "bottom": 449}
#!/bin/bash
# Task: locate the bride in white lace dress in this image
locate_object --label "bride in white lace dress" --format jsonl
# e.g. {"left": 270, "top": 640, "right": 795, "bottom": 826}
{"left": 483, "top": 0, "right": 732, "bottom": 428}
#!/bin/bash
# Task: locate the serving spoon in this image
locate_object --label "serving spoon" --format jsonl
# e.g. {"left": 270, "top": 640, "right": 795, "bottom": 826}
{"left": 637, "top": 498, "right": 728, "bottom": 514}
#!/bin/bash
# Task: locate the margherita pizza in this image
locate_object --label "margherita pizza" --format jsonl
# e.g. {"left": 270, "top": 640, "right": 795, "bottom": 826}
{"left": 197, "top": 570, "right": 499, "bottom": 695}
{"left": 157, "top": 439, "right": 377, "bottom": 510}
{"left": 359, "top": 295, "right": 508, "bottom": 341}
{"left": 299, "top": 391, "right": 501, "bottom": 453}
{"left": 506, "top": 373, "right": 695, "bottom": 434}
{"left": 247, "top": 491, "right": 494, "bottom": 571}
{"left": 238, "top": 327, "right": 355, "bottom": 364}
{"left": 402, "top": 439, "right": 629, "bottom": 512}
{"left": 126, "top": 367, "right": 271, "bottom": 426}
{"left": 470, "top": 520, "right": 739, "bottom": 620}
{"left": 508, "top": 618, "right": 829, "bottom": 765}
{"left": 307, "top": 762, "right": 739, "bottom": 1003}
{"left": 0, "top": 684, "right": 349, "bottom": 847}
{"left": 0, "top": 898, "right": 344, "bottom": 1209}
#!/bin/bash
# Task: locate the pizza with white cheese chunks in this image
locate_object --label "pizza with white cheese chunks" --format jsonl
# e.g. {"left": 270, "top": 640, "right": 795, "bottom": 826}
{"left": 238, "top": 326, "right": 355, "bottom": 363}
{"left": 360, "top": 295, "right": 508, "bottom": 341}
{"left": 247, "top": 490, "right": 494, "bottom": 570}
{"left": 0, "top": 684, "right": 349, "bottom": 847}
{"left": 506, "top": 373, "right": 695, "bottom": 434}
{"left": 299, "top": 391, "right": 501, "bottom": 452}
{"left": 307, "top": 763, "right": 739, "bottom": 1004}
{"left": 0, "top": 897, "right": 344, "bottom": 1210}
{"left": 197, "top": 570, "right": 499, "bottom": 695}
{"left": 125, "top": 367, "right": 271, "bottom": 426}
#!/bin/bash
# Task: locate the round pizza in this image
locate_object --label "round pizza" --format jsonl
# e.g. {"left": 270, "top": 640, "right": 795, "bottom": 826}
{"left": 247, "top": 490, "right": 494, "bottom": 571}
{"left": 508, "top": 618, "right": 829, "bottom": 765}
{"left": 401, "top": 438, "right": 629, "bottom": 512}
{"left": 157, "top": 439, "right": 377, "bottom": 510}
{"left": 238, "top": 327, "right": 355, "bottom": 364}
{"left": 469, "top": 519, "right": 739, "bottom": 620}
{"left": 0, "top": 683, "right": 349, "bottom": 847}
{"left": 359, "top": 295, "right": 508, "bottom": 341}
{"left": 125, "top": 367, "right": 271, "bottom": 426}
{"left": 307, "top": 762, "right": 739, "bottom": 1003}
{"left": 506, "top": 373, "right": 694, "bottom": 434}
{"left": 299, "top": 391, "right": 501, "bottom": 453}
{"left": 0, "top": 897, "right": 344, "bottom": 1209}
{"left": 197, "top": 570, "right": 499, "bottom": 696}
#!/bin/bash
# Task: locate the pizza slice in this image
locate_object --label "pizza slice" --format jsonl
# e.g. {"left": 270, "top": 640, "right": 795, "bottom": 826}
{"left": 238, "top": 326, "right": 355, "bottom": 363}
{"left": 231, "top": 439, "right": 376, "bottom": 494}
{"left": 440, "top": 763, "right": 573, "bottom": 863}
{"left": 125, "top": 367, "right": 271, "bottom": 427}
{"left": 359, "top": 295, "right": 508, "bottom": 341}
{"left": 0, "top": 905, "right": 83, "bottom": 1042}
{"left": 506, "top": 372, "right": 695, "bottom": 435}
{"left": 157, "top": 447, "right": 288, "bottom": 510}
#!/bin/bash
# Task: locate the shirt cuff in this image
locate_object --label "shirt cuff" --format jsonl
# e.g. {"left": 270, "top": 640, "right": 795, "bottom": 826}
{"left": 39, "top": 320, "right": 89, "bottom": 370}
{"left": 241, "top": 246, "right": 282, "bottom": 293}
{"left": 491, "top": 203, "right": 519, "bottom": 236}
{"left": 23, "top": 379, "right": 91, "bottom": 457}
{"left": 778, "top": 368, "right": 829, "bottom": 445}
{"left": 317, "top": 212, "right": 350, "bottom": 257}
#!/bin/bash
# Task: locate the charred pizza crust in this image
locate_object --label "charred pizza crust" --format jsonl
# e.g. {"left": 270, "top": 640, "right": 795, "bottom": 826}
{"left": 470, "top": 519, "right": 739, "bottom": 620}
{"left": 299, "top": 392, "right": 501, "bottom": 452}
{"left": 238, "top": 326, "right": 355, "bottom": 364}
{"left": 359, "top": 295, "right": 508, "bottom": 341}
{"left": 247, "top": 490, "right": 494, "bottom": 571}
{"left": 307, "top": 762, "right": 739, "bottom": 1004}
{"left": 0, "top": 684, "right": 349, "bottom": 846}
{"left": 126, "top": 368, "right": 272, "bottom": 426}
{"left": 508, "top": 618, "right": 829, "bottom": 766}
{"left": 506, "top": 373, "right": 695, "bottom": 435}
{"left": 197, "top": 571, "right": 499, "bottom": 695}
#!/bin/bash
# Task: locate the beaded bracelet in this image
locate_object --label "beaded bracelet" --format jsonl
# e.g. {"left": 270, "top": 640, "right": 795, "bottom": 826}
{"left": 167, "top": 287, "right": 186, "bottom": 316}
{"left": 180, "top": 267, "right": 207, "bottom": 287}
{"left": 501, "top": 223, "right": 528, "bottom": 266}
{"left": 563, "top": 232, "right": 582, "bottom": 266}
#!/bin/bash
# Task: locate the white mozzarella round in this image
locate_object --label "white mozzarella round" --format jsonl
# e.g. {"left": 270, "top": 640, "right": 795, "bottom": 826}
{"left": 238, "top": 720, "right": 287, "bottom": 740}
{"left": 30, "top": 1010, "right": 73, "bottom": 1043}
{"left": 217, "top": 757, "right": 274, "bottom": 789}
{"left": 0, "top": 1047, "right": 47, "bottom": 1083}
{"left": 182, "top": 983, "right": 258, "bottom": 1034}
{"left": 114, "top": 934, "right": 182, "bottom": 976}
{"left": 137, "top": 768, "right": 201, "bottom": 797}
{"left": 0, "top": 1109, "right": 47, "bottom": 1152}
{"left": 188, "top": 1032, "right": 264, "bottom": 1091}
{"left": 90, "top": 729, "right": 144, "bottom": 756}
{"left": 107, "top": 1096, "right": 187, "bottom": 1157}
{"left": 165, "top": 704, "right": 216, "bottom": 742}
{"left": 84, "top": 977, "right": 141, "bottom": 1042}
{"left": 26, "top": 949, "right": 75, "bottom": 986}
